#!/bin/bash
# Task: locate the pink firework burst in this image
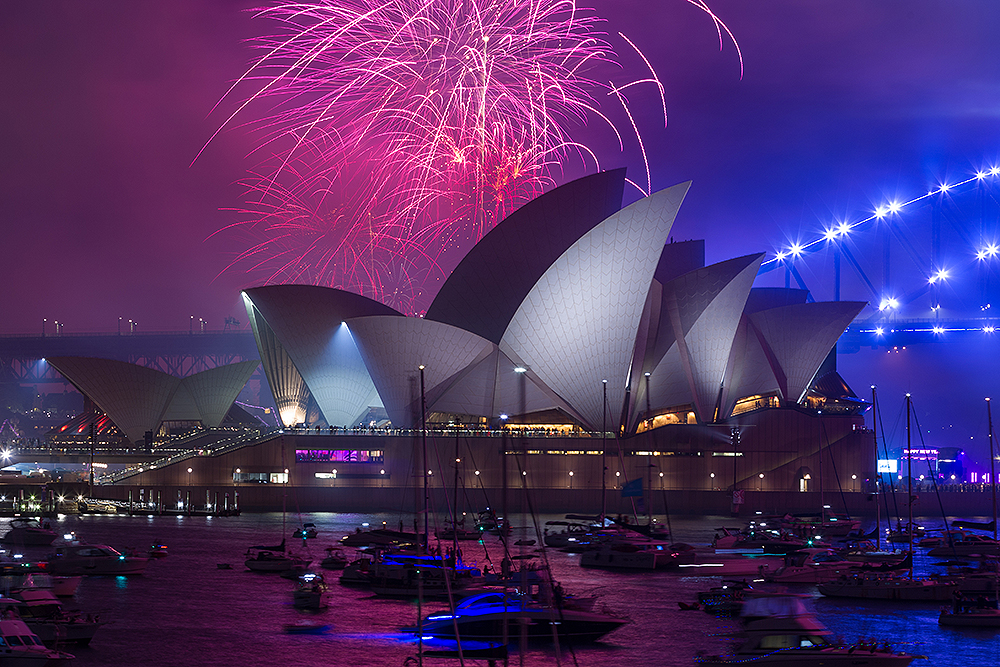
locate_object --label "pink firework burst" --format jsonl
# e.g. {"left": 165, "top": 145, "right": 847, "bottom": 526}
{"left": 209, "top": 0, "right": 740, "bottom": 313}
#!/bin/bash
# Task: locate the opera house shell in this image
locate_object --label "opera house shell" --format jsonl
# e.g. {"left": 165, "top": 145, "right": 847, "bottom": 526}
{"left": 242, "top": 169, "right": 866, "bottom": 436}
{"left": 45, "top": 357, "right": 260, "bottom": 444}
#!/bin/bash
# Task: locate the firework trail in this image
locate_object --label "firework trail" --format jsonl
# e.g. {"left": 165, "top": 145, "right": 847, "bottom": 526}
{"left": 209, "top": 0, "right": 740, "bottom": 314}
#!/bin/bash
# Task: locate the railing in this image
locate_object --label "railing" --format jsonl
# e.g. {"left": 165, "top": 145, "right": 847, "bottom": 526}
{"left": 277, "top": 426, "right": 614, "bottom": 439}
{"left": 98, "top": 427, "right": 281, "bottom": 484}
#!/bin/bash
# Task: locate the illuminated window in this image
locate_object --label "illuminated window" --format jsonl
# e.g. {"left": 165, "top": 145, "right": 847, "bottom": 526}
{"left": 295, "top": 450, "right": 384, "bottom": 463}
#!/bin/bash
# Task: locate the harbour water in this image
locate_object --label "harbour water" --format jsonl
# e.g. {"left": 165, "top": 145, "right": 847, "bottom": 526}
{"left": 2, "top": 512, "right": 998, "bottom": 666}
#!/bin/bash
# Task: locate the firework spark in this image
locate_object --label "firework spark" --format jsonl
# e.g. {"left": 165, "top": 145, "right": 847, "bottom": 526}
{"left": 209, "top": 1, "right": 740, "bottom": 314}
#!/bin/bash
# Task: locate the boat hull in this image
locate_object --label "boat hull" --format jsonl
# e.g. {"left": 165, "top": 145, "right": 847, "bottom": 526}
{"left": 46, "top": 559, "right": 148, "bottom": 576}
{"left": 938, "top": 610, "right": 1000, "bottom": 627}
{"left": 818, "top": 578, "right": 957, "bottom": 600}
{"left": 419, "top": 610, "right": 625, "bottom": 643}
{"left": 697, "top": 647, "right": 914, "bottom": 665}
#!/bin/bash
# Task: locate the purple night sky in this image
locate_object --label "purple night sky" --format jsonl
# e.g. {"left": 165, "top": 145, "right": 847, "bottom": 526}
{"left": 2, "top": 1, "right": 999, "bottom": 463}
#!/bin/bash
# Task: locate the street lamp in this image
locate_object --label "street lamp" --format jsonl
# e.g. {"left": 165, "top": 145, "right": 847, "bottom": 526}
{"left": 569, "top": 471, "right": 574, "bottom": 489}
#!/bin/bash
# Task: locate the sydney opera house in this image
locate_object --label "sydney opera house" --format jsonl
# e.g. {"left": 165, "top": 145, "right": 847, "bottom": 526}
{"left": 47, "top": 170, "right": 876, "bottom": 512}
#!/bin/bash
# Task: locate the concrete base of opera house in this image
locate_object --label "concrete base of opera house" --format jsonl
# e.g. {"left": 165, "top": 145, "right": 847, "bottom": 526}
{"left": 89, "top": 485, "right": 1000, "bottom": 518}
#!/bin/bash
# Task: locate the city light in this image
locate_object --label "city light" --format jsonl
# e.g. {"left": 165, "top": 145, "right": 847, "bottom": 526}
{"left": 928, "top": 269, "right": 948, "bottom": 284}
{"left": 977, "top": 243, "right": 999, "bottom": 259}
{"left": 878, "top": 298, "right": 899, "bottom": 311}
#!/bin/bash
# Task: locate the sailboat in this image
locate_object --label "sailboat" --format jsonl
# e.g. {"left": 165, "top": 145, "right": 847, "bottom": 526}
{"left": 818, "top": 394, "right": 957, "bottom": 601}
{"left": 407, "top": 369, "right": 627, "bottom": 656}
{"left": 244, "top": 445, "right": 310, "bottom": 573}
{"left": 938, "top": 397, "right": 1000, "bottom": 628}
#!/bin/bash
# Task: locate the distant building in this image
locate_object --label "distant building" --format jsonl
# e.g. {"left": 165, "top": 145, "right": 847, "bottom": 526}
{"left": 45, "top": 357, "right": 259, "bottom": 445}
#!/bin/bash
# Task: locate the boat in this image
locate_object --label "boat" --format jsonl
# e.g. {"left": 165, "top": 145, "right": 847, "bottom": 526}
{"left": 926, "top": 532, "right": 1000, "bottom": 558}
{"left": 339, "top": 527, "right": 422, "bottom": 548}
{"left": 291, "top": 572, "right": 326, "bottom": 610}
{"left": 542, "top": 521, "right": 593, "bottom": 549}
{"left": 473, "top": 509, "right": 508, "bottom": 536}
{"left": 0, "top": 574, "right": 81, "bottom": 598}
{"left": 0, "top": 618, "right": 75, "bottom": 665}
{"left": 696, "top": 596, "right": 916, "bottom": 665}
{"left": 434, "top": 522, "right": 481, "bottom": 542}
{"left": 367, "top": 556, "right": 479, "bottom": 599}
{"left": 243, "top": 537, "right": 310, "bottom": 573}
{"left": 0, "top": 588, "right": 102, "bottom": 646}
{"left": 1, "top": 520, "right": 57, "bottom": 547}
{"left": 44, "top": 543, "right": 149, "bottom": 576}
{"left": 282, "top": 619, "right": 330, "bottom": 634}
{"left": 696, "top": 581, "right": 794, "bottom": 617}
{"left": 148, "top": 544, "right": 169, "bottom": 558}
{"left": 319, "top": 546, "right": 348, "bottom": 570}
{"left": 841, "top": 546, "right": 910, "bottom": 565}
{"left": 938, "top": 594, "right": 1000, "bottom": 627}
{"left": 818, "top": 572, "right": 958, "bottom": 601}
{"left": 887, "top": 523, "right": 926, "bottom": 544}
{"left": 411, "top": 590, "right": 627, "bottom": 643}
{"left": 779, "top": 511, "right": 863, "bottom": 539}
{"left": 580, "top": 538, "right": 696, "bottom": 570}
{"left": 764, "top": 548, "right": 865, "bottom": 584}
{"left": 292, "top": 523, "right": 318, "bottom": 539}
{"left": 712, "top": 525, "right": 817, "bottom": 555}
{"left": 244, "top": 547, "right": 309, "bottom": 574}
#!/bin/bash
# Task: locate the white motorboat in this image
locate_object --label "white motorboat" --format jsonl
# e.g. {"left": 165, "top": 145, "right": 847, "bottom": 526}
{"left": 0, "top": 574, "right": 81, "bottom": 598}
{"left": 244, "top": 548, "right": 309, "bottom": 573}
{"left": 696, "top": 596, "right": 915, "bottom": 665}
{"left": 412, "top": 590, "right": 626, "bottom": 643}
{"left": 45, "top": 544, "right": 149, "bottom": 576}
{"left": 0, "top": 588, "right": 102, "bottom": 646}
{"left": 0, "top": 618, "right": 75, "bottom": 665}
{"left": 291, "top": 572, "right": 326, "bottom": 610}
{"left": 1, "top": 520, "right": 57, "bottom": 547}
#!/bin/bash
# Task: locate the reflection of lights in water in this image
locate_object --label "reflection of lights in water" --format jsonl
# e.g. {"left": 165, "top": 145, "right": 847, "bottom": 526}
{"left": 115, "top": 575, "right": 128, "bottom": 589}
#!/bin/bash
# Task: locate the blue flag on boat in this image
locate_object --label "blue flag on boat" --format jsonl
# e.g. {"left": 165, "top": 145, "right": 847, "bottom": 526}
{"left": 621, "top": 477, "right": 643, "bottom": 498}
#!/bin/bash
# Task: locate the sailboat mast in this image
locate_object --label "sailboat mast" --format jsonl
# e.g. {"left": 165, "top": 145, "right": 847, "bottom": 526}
{"left": 871, "top": 385, "right": 880, "bottom": 550}
{"left": 987, "top": 397, "right": 997, "bottom": 544}
{"left": 906, "top": 393, "right": 913, "bottom": 580}
{"left": 419, "top": 365, "right": 428, "bottom": 555}
{"left": 453, "top": 430, "right": 460, "bottom": 560}
{"left": 417, "top": 365, "right": 427, "bottom": 667}
{"left": 602, "top": 379, "right": 608, "bottom": 521}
